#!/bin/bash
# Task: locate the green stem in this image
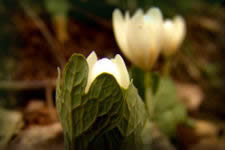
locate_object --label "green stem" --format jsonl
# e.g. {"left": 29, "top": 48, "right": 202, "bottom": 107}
{"left": 162, "top": 57, "right": 172, "bottom": 76}
{"left": 144, "top": 72, "right": 153, "bottom": 120}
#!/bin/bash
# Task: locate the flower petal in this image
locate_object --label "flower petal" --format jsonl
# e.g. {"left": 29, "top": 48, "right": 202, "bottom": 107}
{"left": 86, "top": 56, "right": 121, "bottom": 93}
{"left": 87, "top": 51, "right": 98, "bottom": 72}
{"left": 125, "top": 11, "right": 130, "bottom": 21}
{"left": 111, "top": 54, "right": 130, "bottom": 89}
{"left": 126, "top": 9, "right": 148, "bottom": 70}
{"left": 162, "top": 16, "right": 186, "bottom": 56}
{"left": 131, "top": 9, "right": 144, "bottom": 22}
{"left": 145, "top": 7, "right": 163, "bottom": 22}
{"left": 112, "top": 9, "right": 131, "bottom": 61}
{"left": 174, "top": 16, "right": 186, "bottom": 47}
{"left": 163, "top": 19, "right": 175, "bottom": 56}
{"left": 92, "top": 58, "right": 120, "bottom": 82}
{"left": 85, "top": 51, "right": 98, "bottom": 93}
{"left": 143, "top": 7, "right": 163, "bottom": 69}
{"left": 126, "top": 8, "right": 162, "bottom": 70}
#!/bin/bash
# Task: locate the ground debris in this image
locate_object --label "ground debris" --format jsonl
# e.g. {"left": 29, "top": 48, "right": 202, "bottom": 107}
{"left": 7, "top": 122, "right": 64, "bottom": 150}
{"left": 0, "top": 108, "right": 23, "bottom": 150}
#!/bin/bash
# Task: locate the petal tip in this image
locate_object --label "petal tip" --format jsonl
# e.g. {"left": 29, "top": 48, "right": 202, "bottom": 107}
{"left": 113, "top": 8, "right": 123, "bottom": 19}
{"left": 87, "top": 51, "right": 97, "bottom": 60}
{"left": 146, "top": 7, "right": 163, "bottom": 20}
{"left": 132, "top": 8, "right": 144, "bottom": 19}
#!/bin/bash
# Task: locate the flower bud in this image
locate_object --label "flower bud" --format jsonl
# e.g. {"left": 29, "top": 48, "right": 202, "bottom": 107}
{"left": 85, "top": 51, "right": 130, "bottom": 93}
{"left": 113, "top": 8, "right": 163, "bottom": 71}
{"left": 162, "top": 16, "right": 186, "bottom": 57}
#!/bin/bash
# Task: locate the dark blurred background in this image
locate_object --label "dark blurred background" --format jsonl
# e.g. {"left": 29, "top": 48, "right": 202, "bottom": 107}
{"left": 0, "top": 0, "right": 225, "bottom": 150}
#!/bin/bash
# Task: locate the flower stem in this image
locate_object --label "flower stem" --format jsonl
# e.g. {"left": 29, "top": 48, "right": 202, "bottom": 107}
{"left": 162, "top": 57, "right": 172, "bottom": 76}
{"left": 144, "top": 71, "right": 153, "bottom": 120}
{"left": 53, "top": 15, "right": 69, "bottom": 43}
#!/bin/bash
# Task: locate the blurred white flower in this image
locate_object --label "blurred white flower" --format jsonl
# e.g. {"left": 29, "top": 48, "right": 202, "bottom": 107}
{"left": 113, "top": 8, "right": 163, "bottom": 71}
{"left": 85, "top": 51, "right": 130, "bottom": 93}
{"left": 162, "top": 16, "right": 186, "bottom": 57}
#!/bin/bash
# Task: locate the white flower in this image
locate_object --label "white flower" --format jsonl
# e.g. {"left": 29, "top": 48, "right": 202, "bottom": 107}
{"left": 85, "top": 51, "right": 130, "bottom": 93}
{"left": 162, "top": 16, "right": 186, "bottom": 57}
{"left": 112, "top": 8, "right": 163, "bottom": 71}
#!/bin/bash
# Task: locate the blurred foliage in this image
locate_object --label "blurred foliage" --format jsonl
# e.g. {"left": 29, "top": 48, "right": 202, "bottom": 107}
{"left": 152, "top": 76, "right": 188, "bottom": 137}
{"left": 45, "top": 0, "right": 69, "bottom": 16}
{"left": 0, "top": 0, "right": 223, "bottom": 26}
{"left": 131, "top": 66, "right": 189, "bottom": 137}
{"left": 106, "top": 0, "right": 224, "bottom": 16}
{"left": 0, "top": 1, "right": 21, "bottom": 108}
{"left": 130, "top": 66, "right": 145, "bottom": 99}
{"left": 18, "top": 0, "right": 222, "bottom": 23}
{"left": 130, "top": 66, "right": 160, "bottom": 100}
{"left": 0, "top": 3, "right": 18, "bottom": 80}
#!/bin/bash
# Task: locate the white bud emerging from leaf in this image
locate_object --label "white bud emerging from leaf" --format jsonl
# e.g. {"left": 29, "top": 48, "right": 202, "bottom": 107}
{"left": 113, "top": 8, "right": 163, "bottom": 71}
{"left": 162, "top": 16, "right": 186, "bottom": 57}
{"left": 85, "top": 51, "right": 130, "bottom": 93}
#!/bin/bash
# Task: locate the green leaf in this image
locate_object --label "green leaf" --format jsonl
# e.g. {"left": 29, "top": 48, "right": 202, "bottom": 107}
{"left": 56, "top": 53, "right": 147, "bottom": 150}
{"left": 130, "top": 66, "right": 160, "bottom": 99}
{"left": 118, "top": 83, "right": 147, "bottom": 136}
{"left": 57, "top": 54, "right": 88, "bottom": 150}
{"left": 56, "top": 67, "right": 62, "bottom": 114}
{"left": 152, "top": 76, "right": 188, "bottom": 137}
{"left": 73, "top": 74, "right": 124, "bottom": 145}
{"left": 151, "top": 72, "right": 160, "bottom": 95}
{"left": 130, "top": 66, "right": 145, "bottom": 100}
